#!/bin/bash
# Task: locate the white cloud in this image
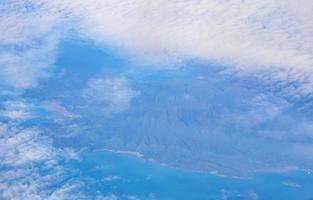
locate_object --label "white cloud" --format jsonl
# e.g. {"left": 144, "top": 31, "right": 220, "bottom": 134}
{"left": 75, "top": 0, "right": 313, "bottom": 67}
{"left": 0, "top": 168, "right": 84, "bottom": 200}
{"left": 0, "top": 124, "right": 54, "bottom": 166}
{"left": 0, "top": 100, "right": 33, "bottom": 121}
{"left": 0, "top": 1, "right": 65, "bottom": 89}
{"left": 232, "top": 94, "right": 288, "bottom": 128}
{"left": 56, "top": 0, "right": 313, "bottom": 98}
{"left": 82, "top": 77, "right": 140, "bottom": 114}
{"left": 1, "top": 110, "right": 30, "bottom": 120}
{"left": 1, "top": 0, "right": 313, "bottom": 95}
{"left": 0, "top": 122, "right": 83, "bottom": 200}
{"left": 58, "top": 0, "right": 313, "bottom": 92}
{"left": 282, "top": 180, "right": 301, "bottom": 188}
{"left": 46, "top": 182, "right": 85, "bottom": 200}
{"left": 102, "top": 176, "right": 121, "bottom": 182}
{"left": 220, "top": 189, "right": 259, "bottom": 200}
{"left": 95, "top": 194, "right": 119, "bottom": 200}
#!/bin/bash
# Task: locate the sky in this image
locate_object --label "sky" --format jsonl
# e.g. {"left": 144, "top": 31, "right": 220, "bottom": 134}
{"left": 1, "top": 0, "right": 313, "bottom": 199}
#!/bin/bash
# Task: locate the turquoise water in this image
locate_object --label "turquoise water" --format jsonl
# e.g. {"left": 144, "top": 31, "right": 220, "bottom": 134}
{"left": 70, "top": 151, "right": 313, "bottom": 200}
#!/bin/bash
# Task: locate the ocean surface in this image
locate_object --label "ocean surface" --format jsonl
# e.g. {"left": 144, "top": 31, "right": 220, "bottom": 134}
{"left": 62, "top": 150, "right": 313, "bottom": 200}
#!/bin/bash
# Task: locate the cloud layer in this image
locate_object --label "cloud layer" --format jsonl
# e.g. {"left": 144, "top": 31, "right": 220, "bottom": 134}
{"left": 70, "top": 0, "right": 313, "bottom": 69}
{"left": 1, "top": 0, "right": 313, "bottom": 94}
{"left": 0, "top": 122, "right": 84, "bottom": 200}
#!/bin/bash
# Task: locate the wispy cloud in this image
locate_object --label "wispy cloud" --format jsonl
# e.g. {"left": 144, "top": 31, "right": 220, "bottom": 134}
{"left": 82, "top": 77, "right": 140, "bottom": 114}
{"left": 42, "top": 100, "right": 77, "bottom": 118}
{"left": 0, "top": 100, "right": 33, "bottom": 121}
{"left": 0, "top": 122, "right": 83, "bottom": 200}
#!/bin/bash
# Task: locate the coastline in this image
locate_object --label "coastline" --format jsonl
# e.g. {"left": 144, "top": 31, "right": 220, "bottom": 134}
{"left": 95, "top": 148, "right": 144, "bottom": 159}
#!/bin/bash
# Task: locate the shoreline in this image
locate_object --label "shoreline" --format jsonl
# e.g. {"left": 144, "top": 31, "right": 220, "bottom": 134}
{"left": 93, "top": 147, "right": 247, "bottom": 179}
{"left": 95, "top": 148, "right": 144, "bottom": 159}
{"left": 93, "top": 147, "right": 310, "bottom": 180}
